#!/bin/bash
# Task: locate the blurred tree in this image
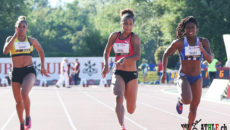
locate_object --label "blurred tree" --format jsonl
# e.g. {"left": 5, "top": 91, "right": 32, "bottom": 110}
{"left": 0, "top": 0, "right": 30, "bottom": 57}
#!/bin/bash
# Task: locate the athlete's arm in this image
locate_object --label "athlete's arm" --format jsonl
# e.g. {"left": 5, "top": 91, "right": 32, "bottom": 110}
{"left": 124, "top": 34, "right": 141, "bottom": 62}
{"left": 29, "top": 37, "right": 49, "bottom": 77}
{"left": 3, "top": 29, "right": 19, "bottom": 55}
{"left": 161, "top": 39, "right": 181, "bottom": 83}
{"left": 102, "top": 32, "right": 118, "bottom": 78}
{"left": 199, "top": 38, "right": 212, "bottom": 63}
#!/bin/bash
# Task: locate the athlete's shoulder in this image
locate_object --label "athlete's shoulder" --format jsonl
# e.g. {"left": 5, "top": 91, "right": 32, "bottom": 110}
{"left": 27, "top": 36, "right": 36, "bottom": 41}
{"left": 27, "top": 36, "right": 39, "bottom": 44}
{"left": 171, "top": 38, "right": 183, "bottom": 46}
{"left": 199, "top": 37, "right": 209, "bottom": 43}
{"left": 109, "top": 32, "right": 119, "bottom": 37}
{"left": 131, "top": 32, "right": 140, "bottom": 40}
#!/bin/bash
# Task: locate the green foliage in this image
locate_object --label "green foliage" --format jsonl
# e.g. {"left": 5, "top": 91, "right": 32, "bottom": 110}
{"left": 0, "top": 0, "right": 30, "bottom": 57}
{"left": 154, "top": 46, "right": 167, "bottom": 63}
{"left": 0, "top": 0, "right": 229, "bottom": 67}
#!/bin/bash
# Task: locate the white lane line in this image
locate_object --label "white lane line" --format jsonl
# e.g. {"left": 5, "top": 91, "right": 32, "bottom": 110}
{"left": 139, "top": 102, "right": 187, "bottom": 120}
{"left": 83, "top": 92, "right": 148, "bottom": 130}
{"left": 160, "top": 88, "right": 230, "bottom": 105}
{"left": 56, "top": 89, "right": 77, "bottom": 130}
{"left": 141, "top": 93, "right": 230, "bottom": 117}
{"left": 1, "top": 111, "right": 16, "bottom": 130}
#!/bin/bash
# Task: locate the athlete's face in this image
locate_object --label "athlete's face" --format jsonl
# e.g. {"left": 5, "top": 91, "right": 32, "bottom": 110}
{"left": 121, "top": 18, "right": 133, "bottom": 33}
{"left": 184, "top": 22, "right": 197, "bottom": 37}
{"left": 16, "top": 22, "right": 27, "bottom": 37}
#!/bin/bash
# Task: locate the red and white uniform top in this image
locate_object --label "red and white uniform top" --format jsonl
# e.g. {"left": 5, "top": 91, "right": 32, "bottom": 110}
{"left": 113, "top": 32, "right": 134, "bottom": 61}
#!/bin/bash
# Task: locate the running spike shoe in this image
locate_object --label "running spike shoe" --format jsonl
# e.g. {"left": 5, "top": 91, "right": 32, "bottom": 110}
{"left": 25, "top": 116, "right": 31, "bottom": 129}
{"left": 176, "top": 98, "right": 183, "bottom": 114}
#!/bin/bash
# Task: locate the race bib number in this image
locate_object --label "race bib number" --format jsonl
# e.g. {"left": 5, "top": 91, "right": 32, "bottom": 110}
{"left": 113, "top": 43, "right": 129, "bottom": 53}
{"left": 14, "top": 42, "right": 30, "bottom": 52}
{"left": 185, "top": 46, "right": 201, "bottom": 56}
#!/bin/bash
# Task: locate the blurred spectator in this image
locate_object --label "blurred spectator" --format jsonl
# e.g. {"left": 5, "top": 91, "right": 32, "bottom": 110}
{"left": 201, "top": 61, "right": 208, "bottom": 71}
{"left": 74, "top": 58, "right": 80, "bottom": 85}
{"left": 208, "top": 53, "right": 221, "bottom": 84}
{"left": 67, "top": 63, "right": 74, "bottom": 85}
{"left": 157, "top": 60, "right": 163, "bottom": 81}
{"left": 139, "top": 60, "right": 148, "bottom": 83}
{"left": 148, "top": 61, "right": 156, "bottom": 71}
{"left": 40, "top": 76, "right": 48, "bottom": 87}
{"left": 56, "top": 58, "right": 70, "bottom": 88}
{"left": 109, "top": 58, "right": 114, "bottom": 71}
{"left": 1, "top": 76, "right": 9, "bottom": 87}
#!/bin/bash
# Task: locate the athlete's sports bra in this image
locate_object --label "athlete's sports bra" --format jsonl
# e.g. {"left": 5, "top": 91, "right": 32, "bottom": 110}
{"left": 113, "top": 32, "right": 134, "bottom": 61}
{"left": 179, "top": 37, "right": 203, "bottom": 61}
{"left": 10, "top": 37, "right": 33, "bottom": 57}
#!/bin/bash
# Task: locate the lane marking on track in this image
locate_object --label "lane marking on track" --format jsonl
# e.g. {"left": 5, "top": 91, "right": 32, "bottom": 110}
{"left": 56, "top": 89, "right": 77, "bottom": 130}
{"left": 139, "top": 102, "right": 187, "bottom": 120}
{"left": 161, "top": 88, "right": 230, "bottom": 105}
{"left": 143, "top": 91, "right": 230, "bottom": 117}
{"left": 83, "top": 92, "right": 148, "bottom": 130}
{"left": 1, "top": 111, "right": 16, "bottom": 130}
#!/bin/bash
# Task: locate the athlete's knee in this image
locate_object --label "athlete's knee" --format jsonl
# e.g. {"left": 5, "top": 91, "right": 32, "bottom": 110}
{"left": 189, "top": 106, "right": 198, "bottom": 114}
{"left": 21, "top": 90, "right": 29, "bottom": 99}
{"left": 16, "top": 100, "right": 24, "bottom": 108}
{"left": 113, "top": 86, "right": 123, "bottom": 97}
{"left": 127, "top": 106, "right": 136, "bottom": 114}
{"left": 116, "top": 95, "right": 124, "bottom": 105}
{"left": 182, "top": 97, "right": 192, "bottom": 104}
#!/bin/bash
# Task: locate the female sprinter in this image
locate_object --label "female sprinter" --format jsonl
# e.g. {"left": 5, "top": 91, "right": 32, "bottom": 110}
{"left": 3, "top": 16, "right": 49, "bottom": 130}
{"left": 161, "top": 16, "right": 212, "bottom": 130}
{"left": 102, "top": 9, "right": 141, "bottom": 130}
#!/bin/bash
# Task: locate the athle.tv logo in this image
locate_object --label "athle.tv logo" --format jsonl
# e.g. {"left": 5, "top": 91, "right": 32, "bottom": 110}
{"left": 181, "top": 119, "right": 228, "bottom": 130}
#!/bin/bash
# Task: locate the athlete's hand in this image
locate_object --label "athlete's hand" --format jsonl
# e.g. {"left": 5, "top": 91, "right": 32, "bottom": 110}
{"left": 161, "top": 73, "right": 166, "bottom": 83}
{"left": 102, "top": 65, "right": 109, "bottom": 78}
{"left": 115, "top": 57, "right": 126, "bottom": 70}
{"left": 198, "top": 41, "right": 205, "bottom": 53}
{"left": 115, "top": 57, "right": 126, "bottom": 65}
{"left": 14, "top": 28, "right": 19, "bottom": 38}
{"left": 41, "top": 67, "right": 50, "bottom": 77}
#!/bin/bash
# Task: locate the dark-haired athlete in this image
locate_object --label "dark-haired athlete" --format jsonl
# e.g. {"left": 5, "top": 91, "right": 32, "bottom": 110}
{"left": 161, "top": 16, "right": 212, "bottom": 130}
{"left": 102, "top": 8, "right": 141, "bottom": 130}
{"left": 3, "top": 16, "right": 49, "bottom": 130}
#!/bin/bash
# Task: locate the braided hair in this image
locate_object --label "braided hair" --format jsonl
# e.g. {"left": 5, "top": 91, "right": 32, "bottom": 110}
{"left": 120, "top": 8, "right": 135, "bottom": 24}
{"left": 176, "top": 16, "right": 198, "bottom": 39}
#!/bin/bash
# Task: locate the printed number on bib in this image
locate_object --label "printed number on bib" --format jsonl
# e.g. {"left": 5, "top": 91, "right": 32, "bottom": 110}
{"left": 185, "top": 46, "right": 201, "bottom": 56}
{"left": 14, "top": 42, "right": 31, "bottom": 52}
{"left": 113, "top": 43, "right": 129, "bottom": 54}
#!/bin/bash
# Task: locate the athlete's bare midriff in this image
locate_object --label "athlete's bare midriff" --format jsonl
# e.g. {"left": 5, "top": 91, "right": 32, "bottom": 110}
{"left": 180, "top": 60, "right": 201, "bottom": 76}
{"left": 12, "top": 55, "right": 33, "bottom": 68}
{"left": 115, "top": 60, "right": 137, "bottom": 71}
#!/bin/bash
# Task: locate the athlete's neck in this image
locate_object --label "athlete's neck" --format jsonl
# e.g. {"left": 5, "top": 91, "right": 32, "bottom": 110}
{"left": 18, "top": 35, "right": 26, "bottom": 41}
{"left": 120, "top": 31, "right": 131, "bottom": 40}
{"left": 187, "top": 35, "right": 196, "bottom": 45}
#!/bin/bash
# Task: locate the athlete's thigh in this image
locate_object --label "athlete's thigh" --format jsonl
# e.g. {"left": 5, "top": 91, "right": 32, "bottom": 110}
{"left": 190, "top": 78, "right": 202, "bottom": 106}
{"left": 12, "top": 82, "right": 22, "bottom": 102}
{"left": 177, "top": 77, "right": 192, "bottom": 101}
{"left": 112, "top": 74, "right": 125, "bottom": 96}
{"left": 21, "top": 73, "right": 36, "bottom": 94}
{"left": 125, "top": 79, "right": 138, "bottom": 106}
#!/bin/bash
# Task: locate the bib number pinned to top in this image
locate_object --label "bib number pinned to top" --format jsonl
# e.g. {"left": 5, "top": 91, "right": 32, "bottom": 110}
{"left": 113, "top": 43, "right": 129, "bottom": 54}
{"left": 185, "top": 46, "right": 201, "bottom": 56}
{"left": 14, "top": 42, "right": 31, "bottom": 52}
